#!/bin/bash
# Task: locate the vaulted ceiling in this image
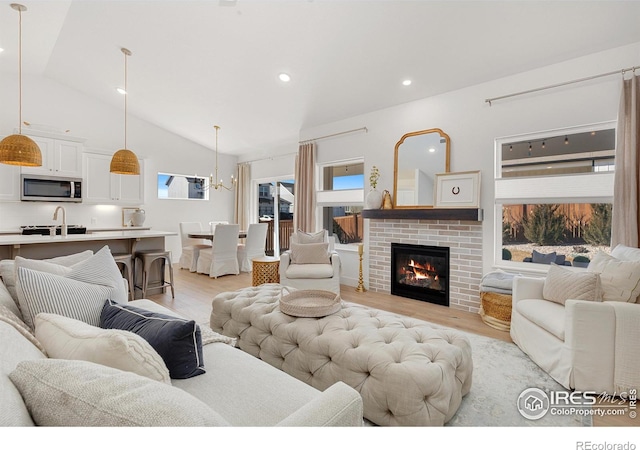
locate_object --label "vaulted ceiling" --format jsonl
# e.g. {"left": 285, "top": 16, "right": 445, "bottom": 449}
{"left": 1, "top": 1, "right": 639, "bottom": 156}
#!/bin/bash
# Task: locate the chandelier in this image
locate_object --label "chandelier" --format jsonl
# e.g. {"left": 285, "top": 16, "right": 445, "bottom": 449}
{"left": 203, "top": 125, "right": 236, "bottom": 191}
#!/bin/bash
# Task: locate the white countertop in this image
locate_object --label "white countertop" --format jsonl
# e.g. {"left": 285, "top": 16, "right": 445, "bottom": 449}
{"left": 0, "top": 230, "right": 177, "bottom": 246}
{"left": 0, "top": 226, "right": 152, "bottom": 235}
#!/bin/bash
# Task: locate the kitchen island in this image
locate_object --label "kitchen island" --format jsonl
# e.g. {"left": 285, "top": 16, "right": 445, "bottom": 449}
{"left": 0, "top": 230, "right": 176, "bottom": 260}
{"left": 0, "top": 230, "right": 178, "bottom": 298}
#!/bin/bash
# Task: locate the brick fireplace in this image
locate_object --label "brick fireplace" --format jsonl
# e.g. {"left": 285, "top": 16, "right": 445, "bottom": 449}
{"left": 365, "top": 210, "right": 483, "bottom": 313}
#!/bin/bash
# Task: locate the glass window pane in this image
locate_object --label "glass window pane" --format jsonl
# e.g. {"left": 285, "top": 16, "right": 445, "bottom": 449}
{"left": 322, "top": 163, "right": 364, "bottom": 191}
{"left": 501, "top": 128, "right": 615, "bottom": 178}
{"left": 157, "top": 173, "right": 208, "bottom": 200}
{"left": 323, "top": 206, "right": 363, "bottom": 244}
{"left": 501, "top": 203, "right": 611, "bottom": 265}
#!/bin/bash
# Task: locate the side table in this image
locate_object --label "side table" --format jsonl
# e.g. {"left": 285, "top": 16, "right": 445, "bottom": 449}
{"left": 252, "top": 256, "right": 280, "bottom": 286}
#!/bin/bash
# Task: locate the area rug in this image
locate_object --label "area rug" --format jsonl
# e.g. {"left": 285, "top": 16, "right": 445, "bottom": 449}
{"left": 445, "top": 332, "right": 591, "bottom": 427}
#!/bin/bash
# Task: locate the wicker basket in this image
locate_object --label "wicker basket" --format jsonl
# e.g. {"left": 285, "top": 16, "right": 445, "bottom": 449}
{"left": 479, "top": 291, "right": 512, "bottom": 331}
{"left": 279, "top": 287, "right": 341, "bottom": 318}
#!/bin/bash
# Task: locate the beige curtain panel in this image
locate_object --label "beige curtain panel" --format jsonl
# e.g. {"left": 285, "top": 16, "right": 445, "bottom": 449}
{"left": 294, "top": 142, "right": 316, "bottom": 232}
{"left": 612, "top": 73, "right": 640, "bottom": 248}
{"left": 234, "top": 162, "right": 251, "bottom": 231}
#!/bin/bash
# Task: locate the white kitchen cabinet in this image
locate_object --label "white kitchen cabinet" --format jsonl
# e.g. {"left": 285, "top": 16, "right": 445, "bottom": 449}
{"left": 83, "top": 152, "right": 144, "bottom": 205}
{"left": 0, "top": 163, "right": 20, "bottom": 201}
{"left": 20, "top": 135, "right": 83, "bottom": 178}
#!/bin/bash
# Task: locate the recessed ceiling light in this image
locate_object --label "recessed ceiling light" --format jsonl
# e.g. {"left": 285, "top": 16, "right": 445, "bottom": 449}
{"left": 0, "top": 48, "right": 4, "bottom": 53}
{"left": 279, "top": 73, "right": 291, "bottom": 82}
{"left": 116, "top": 87, "right": 127, "bottom": 95}
{"left": 402, "top": 79, "right": 412, "bottom": 86}
{"left": 428, "top": 148, "right": 436, "bottom": 153}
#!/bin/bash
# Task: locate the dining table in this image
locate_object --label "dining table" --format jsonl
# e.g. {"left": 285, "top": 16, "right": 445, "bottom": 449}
{"left": 188, "top": 231, "right": 247, "bottom": 240}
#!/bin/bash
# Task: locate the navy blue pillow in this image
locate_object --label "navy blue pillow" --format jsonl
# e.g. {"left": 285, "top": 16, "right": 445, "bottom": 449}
{"left": 100, "top": 300, "right": 205, "bottom": 379}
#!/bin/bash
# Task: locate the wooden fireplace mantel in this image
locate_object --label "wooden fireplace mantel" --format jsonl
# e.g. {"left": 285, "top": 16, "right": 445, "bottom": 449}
{"left": 362, "top": 208, "right": 483, "bottom": 222}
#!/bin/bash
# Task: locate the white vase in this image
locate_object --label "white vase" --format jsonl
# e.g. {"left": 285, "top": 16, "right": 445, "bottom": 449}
{"left": 131, "top": 209, "right": 146, "bottom": 227}
{"left": 365, "top": 188, "right": 383, "bottom": 209}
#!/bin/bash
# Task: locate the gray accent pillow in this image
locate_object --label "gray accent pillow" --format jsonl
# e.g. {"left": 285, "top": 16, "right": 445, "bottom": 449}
{"left": 532, "top": 250, "right": 556, "bottom": 264}
{"left": 9, "top": 359, "right": 229, "bottom": 426}
{"left": 543, "top": 264, "right": 601, "bottom": 305}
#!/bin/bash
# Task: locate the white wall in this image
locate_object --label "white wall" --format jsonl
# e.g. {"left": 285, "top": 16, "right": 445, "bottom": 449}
{"left": 0, "top": 75, "right": 237, "bottom": 259}
{"left": 246, "top": 41, "right": 640, "bottom": 284}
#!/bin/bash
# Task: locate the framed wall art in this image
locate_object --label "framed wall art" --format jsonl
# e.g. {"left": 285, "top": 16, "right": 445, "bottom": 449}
{"left": 434, "top": 171, "right": 481, "bottom": 208}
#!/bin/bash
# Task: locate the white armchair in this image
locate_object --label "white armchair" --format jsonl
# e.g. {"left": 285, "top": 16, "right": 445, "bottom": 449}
{"left": 511, "top": 244, "right": 640, "bottom": 395}
{"left": 279, "top": 231, "right": 341, "bottom": 294}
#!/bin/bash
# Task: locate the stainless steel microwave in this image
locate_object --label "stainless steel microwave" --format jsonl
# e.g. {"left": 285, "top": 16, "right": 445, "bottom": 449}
{"left": 21, "top": 175, "right": 83, "bottom": 203}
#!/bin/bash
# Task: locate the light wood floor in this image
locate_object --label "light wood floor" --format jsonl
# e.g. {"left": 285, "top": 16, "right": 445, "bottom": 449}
{"left": 147, "top": 266, "right": 635, "bottom": 427}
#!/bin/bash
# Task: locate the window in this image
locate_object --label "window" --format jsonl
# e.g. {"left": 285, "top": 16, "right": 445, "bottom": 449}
{"left": 317, "top": 161, "right": 364, "bottom": 245}
{"left": 157, "top": 173, "right": 209, "bottom": 200}
{"left": 495, "top": 122, "right": 615, "bottom": 268}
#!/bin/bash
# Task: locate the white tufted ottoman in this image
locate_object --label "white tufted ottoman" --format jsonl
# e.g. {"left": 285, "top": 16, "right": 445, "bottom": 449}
{"left": 210, "top": 284, "right": 473, "bottom": 426}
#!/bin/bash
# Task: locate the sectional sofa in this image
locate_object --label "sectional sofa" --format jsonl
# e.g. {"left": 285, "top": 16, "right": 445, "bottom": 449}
{"left": 0, "top": 247, "right": 363, "bottom": 427}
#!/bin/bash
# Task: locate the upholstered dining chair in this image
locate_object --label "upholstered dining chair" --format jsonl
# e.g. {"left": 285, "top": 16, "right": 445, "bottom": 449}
{"left": 209, "top": 221, "right": 229, "bottom": 234}
{"left": 237, "top": 223, "right": 269, "bottom": 272}
{"left": 197, "top": 224, "right": 240, "bottom": 278}
{"left": 178, "top": 222, "right": 211, "bottom": 272}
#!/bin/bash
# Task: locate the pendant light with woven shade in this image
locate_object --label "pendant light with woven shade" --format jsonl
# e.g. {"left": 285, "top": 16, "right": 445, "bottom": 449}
{"left": 110, "top": 47, "right": 140, "bottom": 175}
{"left": 0, "top": 4, "right": 42, "bottom": 167}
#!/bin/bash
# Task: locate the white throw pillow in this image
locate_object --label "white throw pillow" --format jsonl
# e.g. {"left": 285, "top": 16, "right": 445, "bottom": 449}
{"left": 542, "top": 264, "right": 601, "bottom": 305}
{"left": 9, "top": 359, "right": 228, "bottom": 426}
{"left": 588, "top": 251, "right": 640, "bottom": 303}
{"left": 35, "top": 313, "right": 171, "bottom": 384}
{"left": 15, "top": 256, "right": 73, "bottom": 277}
{"left": 290, "top": 242, "right": 331, "bottom": 264}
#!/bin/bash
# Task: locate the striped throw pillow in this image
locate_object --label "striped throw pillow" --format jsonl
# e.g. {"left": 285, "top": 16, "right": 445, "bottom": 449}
{"left": 15, "top": 246, "right": 128, "bottom": 329}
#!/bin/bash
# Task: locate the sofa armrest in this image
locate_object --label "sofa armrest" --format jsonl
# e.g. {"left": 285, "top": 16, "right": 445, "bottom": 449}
{"left": 330, "top": 251, "right": 341, "bottom": 274}
{"left": 565, "top": 299, "right": 616, "bottom": 393}
{"left": 279, "top": 251, "right": 291, "bottom": 274}
{"left": 275, "top": 382, "right": 363, "bottom": 427}
{"left": 512, "top": 276, "right": 544, "bottom": 305}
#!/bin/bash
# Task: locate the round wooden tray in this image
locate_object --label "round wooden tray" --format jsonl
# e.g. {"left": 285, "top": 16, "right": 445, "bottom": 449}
{"left": 279, "top": 287, "right": 341, "bottom": 318}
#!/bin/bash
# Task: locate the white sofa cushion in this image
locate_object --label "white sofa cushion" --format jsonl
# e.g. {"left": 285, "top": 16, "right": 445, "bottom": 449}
{"left": 611, "top": 244, "right": 640, "bottom": 261}
{"left": 0, "top": 321, "right": 47, "bottom": 426}
{"left": 34, "top": 313, "right": 171, "bottom": 384}
{"left": 588, "top": 251, "right": 640, "bottom": 303}
{"left": 515, "top": 298, "right": 566, "bottom": 341}
{"left": 285, "top": 263, "right": 335, "bottom": 279}
{"left": 9, "top": 359, "right": 229, "bottom": 426}
{"left": 0, "top": 305, "right": 46, "bottom": 354}
{"left": 15, "top": 246, "right": 128, "bottom": 329}
{"left": 542, "top": 264, "right": 601, "bottom": 305}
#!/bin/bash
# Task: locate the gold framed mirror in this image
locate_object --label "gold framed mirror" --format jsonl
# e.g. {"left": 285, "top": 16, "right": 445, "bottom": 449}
{"left": 393, "top": 128, "right": 450, "bottom": 208}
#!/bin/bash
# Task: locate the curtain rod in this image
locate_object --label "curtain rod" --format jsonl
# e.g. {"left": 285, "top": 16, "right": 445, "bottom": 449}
{"left": 240, "top": 152, "right": 298, "bottom": 165}
{"left": 298, "top": 126, "right": 368, "bottom": 144}
{"left": 485, "top": 65, "right": 639, "bottom": 106}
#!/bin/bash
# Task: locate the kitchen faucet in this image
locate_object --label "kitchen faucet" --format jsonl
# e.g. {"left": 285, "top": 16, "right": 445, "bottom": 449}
{"left": 53, "top": 206, "right": 67, "bottom": 237}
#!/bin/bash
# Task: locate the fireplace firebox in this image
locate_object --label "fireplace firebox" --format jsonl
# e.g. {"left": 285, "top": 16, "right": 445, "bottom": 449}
{"left": 390, "top": 243, "right": 450, "bottom": 306}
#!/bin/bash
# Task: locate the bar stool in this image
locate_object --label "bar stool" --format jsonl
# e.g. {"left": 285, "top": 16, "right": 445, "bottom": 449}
{"left": 113, "top": 253, "right": 135, "bottom": 301}
{"left": 134, "top": 250, "right": 175, "bottom": 299}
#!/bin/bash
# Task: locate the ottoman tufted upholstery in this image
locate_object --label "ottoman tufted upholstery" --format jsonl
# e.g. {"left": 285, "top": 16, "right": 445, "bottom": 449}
{"left": 210, "top": 284, "right": 473, "bottom": 426}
